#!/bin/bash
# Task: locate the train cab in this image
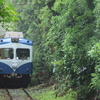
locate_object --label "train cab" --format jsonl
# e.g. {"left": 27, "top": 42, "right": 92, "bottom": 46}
{"left": 0, "top": 32, "right": 33, "bottom": 87}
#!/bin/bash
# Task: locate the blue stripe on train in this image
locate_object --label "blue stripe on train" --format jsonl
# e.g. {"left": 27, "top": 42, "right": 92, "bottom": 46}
{"left": 0, "top": 62, "right": 13, "bottom": 74}
{"left": 0, "top": 62, "right": 33, "bottom": 74}
{"left": 15, "top": 62, "right": 33, "bottom": 74}
{"left": 0, "top": 38, "right": 33, "bottom": 46}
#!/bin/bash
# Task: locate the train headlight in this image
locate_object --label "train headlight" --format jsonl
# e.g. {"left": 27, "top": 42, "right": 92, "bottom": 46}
{"left": 11, "top": 38, "right": 15, "bottom": 42}
{"left": 0, "top": 68, "right": 2, "bottom": 71}
{"left": 15, "top": 38, "right": 19, "bottom": 42}
{"left": 26, "top": 68, "right": 29, "bottom": 72}
{"left": 11, "top": 38, "right": 19, "bottom": 43}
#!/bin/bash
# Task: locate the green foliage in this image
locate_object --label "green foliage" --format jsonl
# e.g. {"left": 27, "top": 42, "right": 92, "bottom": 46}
{"left": 65, "top": 89, "right": 77, "bottom": 100}
{"left": 93, "top": 0, "right": 100, "bottom": 28}
{"left": 31, "top": 85, "right": 77, "bottom": 100}
{"left": 88, "top": 43, "right": 100, "bottom": 90}
{"left": 0, "top": 0, "right": 19, "bottom": 29}
{"left": 88, "top": 43, "right": 100, "bottom": 60}
{"left": 91, "top": 71, "right": 100, "bottom": 89}
{"left": 12, "top": 0, "right": 100, "bottom": 99}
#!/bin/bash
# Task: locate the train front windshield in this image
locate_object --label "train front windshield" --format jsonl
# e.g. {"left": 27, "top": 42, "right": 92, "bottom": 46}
{"left": 16, "top": 48, "right": 30, "bottom": 60}
{"left": 0, "top": 48, "right": 13, "bottom": 59}
{"left": 0, "top": 48, "right": 30, "bottom": 60}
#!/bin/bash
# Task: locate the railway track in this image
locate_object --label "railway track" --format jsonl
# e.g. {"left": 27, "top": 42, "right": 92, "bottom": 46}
{"left": 5, "top": 88, "right": 34, "bottom": 100}
{"left": 6, "top": 88, "right": 12, "bottom": 100}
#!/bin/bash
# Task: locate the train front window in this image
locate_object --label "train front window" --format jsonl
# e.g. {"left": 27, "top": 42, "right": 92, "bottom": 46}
{"left": 16, "top": 48, "right": 30, "bottom": 60}
{"left": 0, "top": 48, "right": 14, "bottom": 59}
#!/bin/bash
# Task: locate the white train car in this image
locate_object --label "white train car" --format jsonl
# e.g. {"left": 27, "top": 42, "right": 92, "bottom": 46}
{"left": 0, "top": 32, "right": 33, "bottom": 87}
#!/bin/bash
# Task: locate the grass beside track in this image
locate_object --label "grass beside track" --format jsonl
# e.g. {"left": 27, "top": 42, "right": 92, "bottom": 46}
{"left": 0, "top": 84, "right": 77, "bottom": 100}
{"left": 28, "top": 84, "right": 77, "bottom": 100}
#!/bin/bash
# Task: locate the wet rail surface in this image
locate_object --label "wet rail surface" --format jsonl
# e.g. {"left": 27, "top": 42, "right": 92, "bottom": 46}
{"left": 4, "top": 88, "right": 34, "bottom": 100}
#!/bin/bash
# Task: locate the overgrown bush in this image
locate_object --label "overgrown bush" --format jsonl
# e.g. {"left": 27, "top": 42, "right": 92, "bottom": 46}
{"left": 88, "top": 43, "right": 100, "bottom": 88}
{"left": 13, "top": 0, "right": 100, "bottom": 99}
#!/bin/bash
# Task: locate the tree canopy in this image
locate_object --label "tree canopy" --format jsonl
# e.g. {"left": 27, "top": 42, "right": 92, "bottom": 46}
{"left": 0, "top": 0, "right": 19, "bottom": 30}
{"left": 12, "top": 0, "right": 100, "bottom": 99}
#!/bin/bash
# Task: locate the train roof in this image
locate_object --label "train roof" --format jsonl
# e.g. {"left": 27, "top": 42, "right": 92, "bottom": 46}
{"left": 0, "top": 37, "right": 33, "bottom": 46}
{"left": 0, "top": 32, "right": 23, "bottom": 38}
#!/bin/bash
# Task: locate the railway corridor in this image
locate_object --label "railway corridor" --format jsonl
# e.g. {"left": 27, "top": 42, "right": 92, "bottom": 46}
{"left": 0, "top": 88, "right": 34, "bottom": 100}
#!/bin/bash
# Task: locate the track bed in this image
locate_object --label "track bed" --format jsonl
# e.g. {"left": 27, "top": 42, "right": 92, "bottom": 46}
{"left": 0, "top": 88, "right": 34, "bottom": 100}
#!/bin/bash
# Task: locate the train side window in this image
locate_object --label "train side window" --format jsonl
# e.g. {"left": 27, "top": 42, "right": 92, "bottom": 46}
{"left": 0, "top": 48, "right": 14, "bottom": 59}
{"left": 16, "top": 48, "right": 30, "bottom": 60}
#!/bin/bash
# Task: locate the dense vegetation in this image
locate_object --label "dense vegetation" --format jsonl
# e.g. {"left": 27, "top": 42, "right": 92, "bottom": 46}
{"left": 0, "top": 0, "right": 19, "bottom": 30}
{"left": 1, "top": 0, "right": 100, "bottom": 99}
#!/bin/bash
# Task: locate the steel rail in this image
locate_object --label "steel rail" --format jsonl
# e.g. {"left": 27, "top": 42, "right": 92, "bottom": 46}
{"left": 22, "top": 88, "right": 33, "bottom": 100}
{"left": 5, "top": 88, "right": 13, "bottom": 100}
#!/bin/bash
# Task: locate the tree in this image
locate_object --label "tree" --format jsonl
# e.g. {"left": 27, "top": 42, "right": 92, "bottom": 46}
{"left": 0, "top": 0, "right": 19, "bottom": 30}
{"left": 13, "top": 0, "right": 100, "bottom": 99}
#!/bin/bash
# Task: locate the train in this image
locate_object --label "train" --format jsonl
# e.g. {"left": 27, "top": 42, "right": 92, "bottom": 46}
{"left": 0, "top": 32, "right": 33, "bottom": 87}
